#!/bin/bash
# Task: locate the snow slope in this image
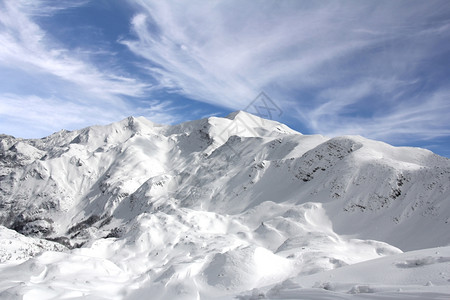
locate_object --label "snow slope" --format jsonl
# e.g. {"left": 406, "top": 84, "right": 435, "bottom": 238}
{"left": 0, "top": 111, "right": 449, "bottom": 299}
{"left": 238, "top": 245, "right": 450, "bottom": 300}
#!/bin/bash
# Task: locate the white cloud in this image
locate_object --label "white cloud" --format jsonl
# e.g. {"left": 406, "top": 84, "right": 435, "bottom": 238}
{"left": 123, "top": 0, "right": 450, "bottom": 146}
{"left": 0, "top": 0, "right": 184, "bottom": 137}
{"left": 302, "top": 88, "right": 450, "bottom": 143}
{"left": 0, "top": 93, "right": 185, "bottom": 138}
{"left": 1, "top": 0, "right": 449, "bottom": 149}
{"left": 122, "top": 1, "right": 389, "bottom": 107}
{"left": 0, "top": 94, "right": 118, "bottom": 138}
{"left": 0, "top": 0, "right": 147, "bottom": 103}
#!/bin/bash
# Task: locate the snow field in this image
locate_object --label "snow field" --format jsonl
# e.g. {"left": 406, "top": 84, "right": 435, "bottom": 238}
{"left": 1, "top": 112, "right": 450, "bottom": 299}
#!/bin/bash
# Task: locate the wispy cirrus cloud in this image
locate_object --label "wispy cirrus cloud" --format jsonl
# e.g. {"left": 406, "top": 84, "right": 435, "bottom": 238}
{"left": 0, "top": 94, "right": 116, "bottom": 137}
{"left": 0, "top": 0, "right": 180, "bottom": 137}
{"left": 0, "top": 0, "right": 147, "bottom": 101}
{"left": 123, "top": 0, "right": 450, "bottom": 150}
{"left": 0, "top": 93, "right": 184, "bottom": 138}
{"left": 122, "top": 0, "right": 378, "bottom": 107}
{"left": 1, "top": 0, "right": 449, "bottom": 156}
{"left": 304, "top": 88, "right": 450, "bottom": 142}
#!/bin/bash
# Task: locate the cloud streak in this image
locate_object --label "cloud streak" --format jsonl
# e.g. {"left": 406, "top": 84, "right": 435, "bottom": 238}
{"left": 123, "top": 0, "right": 450, "bottom": 147}
{"left": 0, "top": 0, "right": 147, "bottom": 102}
{"left": 306, "top": 88, "right": 450, "bottom": 142}
{"left": 0, "top": 0, "right": 449, "bottom": 156}
{"left": 0, "top": 93, "right": 185, "bottom": 138}
{"left": 0, "top": 0, "right": 181, "bottom": 137}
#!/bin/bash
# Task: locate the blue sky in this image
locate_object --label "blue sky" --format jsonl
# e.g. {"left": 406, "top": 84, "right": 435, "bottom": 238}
{"left": 1, "top": 0, "right": 449, "bottom": 157}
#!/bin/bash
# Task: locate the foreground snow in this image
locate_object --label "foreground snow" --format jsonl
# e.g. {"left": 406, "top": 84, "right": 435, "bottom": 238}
{"left": 0, "top": 112, "right": 449, "bottom": 299}
{"left": 0, "top": 235, "right": 449, "bottom": 299}
{"left": 239, "top": 246, "right": 450, "bottom": 300}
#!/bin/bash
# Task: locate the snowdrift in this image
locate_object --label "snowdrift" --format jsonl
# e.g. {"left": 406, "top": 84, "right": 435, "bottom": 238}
{"left": 1, "top": 111, "right": 449, "bottom": 299}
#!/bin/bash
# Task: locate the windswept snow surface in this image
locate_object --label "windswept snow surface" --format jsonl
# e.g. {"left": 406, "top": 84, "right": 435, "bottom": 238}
{"left": 238, "top": 246, "right": 450, "bottom": 300}
{"left": 0, "top": 111, "right": 450, "bottom": 299}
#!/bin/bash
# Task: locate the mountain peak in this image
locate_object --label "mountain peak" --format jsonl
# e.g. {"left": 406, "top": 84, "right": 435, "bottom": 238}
{"left": 1, "top": 113, "right": 450, "bottom": 299}
{"left": 225, "top": 110, "right": 253, "bottom": 120}
{"left": 120, "top": 115, "right": 160, "bottom": 130}
{"left": 222, "top": 110, "right": 299, "bottom": 136}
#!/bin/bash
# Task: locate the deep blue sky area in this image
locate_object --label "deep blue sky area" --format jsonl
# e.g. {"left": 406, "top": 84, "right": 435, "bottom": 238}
{"left": 0, "top": 0, "right": 449, "bottom": 158}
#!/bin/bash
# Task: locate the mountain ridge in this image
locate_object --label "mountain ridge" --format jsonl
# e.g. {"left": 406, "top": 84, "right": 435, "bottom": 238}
{"left": 0, "top": 112, "right": 449, "bottom": 299}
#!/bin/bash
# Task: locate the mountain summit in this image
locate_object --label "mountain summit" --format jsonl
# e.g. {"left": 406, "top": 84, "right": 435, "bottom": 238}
{"left": 1, "top": 113, "right": 450, "bottom": 299}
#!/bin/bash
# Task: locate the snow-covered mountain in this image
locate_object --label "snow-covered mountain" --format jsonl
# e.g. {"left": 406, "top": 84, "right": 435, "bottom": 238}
{"left": 0, "top": 111, "right": 449, "bottom": 299}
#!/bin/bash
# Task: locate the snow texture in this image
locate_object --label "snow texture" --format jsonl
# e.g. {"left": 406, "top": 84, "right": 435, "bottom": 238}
{"left": 0, "top": 111, "right": 449, "bottom": 299}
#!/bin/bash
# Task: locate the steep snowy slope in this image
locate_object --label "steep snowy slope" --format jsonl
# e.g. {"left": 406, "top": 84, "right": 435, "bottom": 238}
{"left": 0, "top": 226, "right": 66, "bottom": 263}
{"left": 0, "top": 111, "right": 449, "bottom": 299}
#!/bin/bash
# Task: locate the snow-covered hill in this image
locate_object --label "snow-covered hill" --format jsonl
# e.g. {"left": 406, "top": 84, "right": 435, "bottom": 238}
{"left": 0, "top": 111, "right": 449, "bottom": 299}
